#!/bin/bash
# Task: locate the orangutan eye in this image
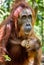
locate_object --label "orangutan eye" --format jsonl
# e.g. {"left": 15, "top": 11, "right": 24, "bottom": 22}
{"left": 28, "top": 15, "right": 32, "bottom": 19}
{"left": 21, "top": 15, "right": 27, "bottom": 19}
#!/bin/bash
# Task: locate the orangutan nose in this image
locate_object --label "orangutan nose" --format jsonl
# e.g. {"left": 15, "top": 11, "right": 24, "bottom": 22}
{"left": 24, "top": 24, "right": 32, "bottom": 32}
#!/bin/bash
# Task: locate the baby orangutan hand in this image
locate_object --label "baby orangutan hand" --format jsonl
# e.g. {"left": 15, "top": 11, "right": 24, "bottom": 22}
{"left": 21, "top": 38, "right": 40, "bottom": 51}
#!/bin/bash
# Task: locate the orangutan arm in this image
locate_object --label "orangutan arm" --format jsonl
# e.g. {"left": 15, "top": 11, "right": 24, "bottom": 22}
{"left": 0, "top": 21, "right": 12, "bottom": 62}
{"left": 33, "top": 48, "right": 42, "bottom": 65}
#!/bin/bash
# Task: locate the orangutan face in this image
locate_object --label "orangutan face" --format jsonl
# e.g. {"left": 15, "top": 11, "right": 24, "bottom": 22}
{"left": 18, "top": 8, "right": 32, "bottom": 35}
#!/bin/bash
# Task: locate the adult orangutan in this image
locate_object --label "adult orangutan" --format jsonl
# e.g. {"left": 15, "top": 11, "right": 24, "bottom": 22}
{"left": 0, "top": 0, "right": 42, "bottom": 65}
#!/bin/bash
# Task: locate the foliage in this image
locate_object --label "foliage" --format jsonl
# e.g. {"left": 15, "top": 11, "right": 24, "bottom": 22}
{"left": 4, "top": 55, "right": 11, "bottom": 61}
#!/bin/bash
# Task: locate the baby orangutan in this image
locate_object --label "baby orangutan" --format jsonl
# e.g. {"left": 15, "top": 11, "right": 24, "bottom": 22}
{"left": 21, "top": 38, "right": 41, "bottom": 65}
{"left": 0, "top": 0, "right": 42, "bottom": 65}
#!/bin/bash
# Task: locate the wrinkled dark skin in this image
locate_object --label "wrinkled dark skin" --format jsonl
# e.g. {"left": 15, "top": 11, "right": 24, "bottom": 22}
{"left": 0, "top": 3, "right": 42, "bottom": 65}
{"left": 18, "top": 9, "right": 32, "bottom": 34}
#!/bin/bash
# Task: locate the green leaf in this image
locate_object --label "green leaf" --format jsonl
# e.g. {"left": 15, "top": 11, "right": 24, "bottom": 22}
{"left": 4, "top": 55, "right": 11, "bottom": 61}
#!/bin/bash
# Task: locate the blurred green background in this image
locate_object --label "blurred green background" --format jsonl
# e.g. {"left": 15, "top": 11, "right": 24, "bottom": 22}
{"left": 0, "top": 0, "right": 44, "bottom": 53}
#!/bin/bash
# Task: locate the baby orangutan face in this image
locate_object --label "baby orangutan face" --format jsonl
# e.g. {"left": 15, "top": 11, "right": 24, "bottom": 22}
{"left": 18, "top": 8, "right": 33, "bottom": 37}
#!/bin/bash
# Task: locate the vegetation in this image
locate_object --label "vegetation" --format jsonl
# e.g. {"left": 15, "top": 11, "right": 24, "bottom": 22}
{"left": 0, "top": 0, "right": 44, "bottom": 52}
